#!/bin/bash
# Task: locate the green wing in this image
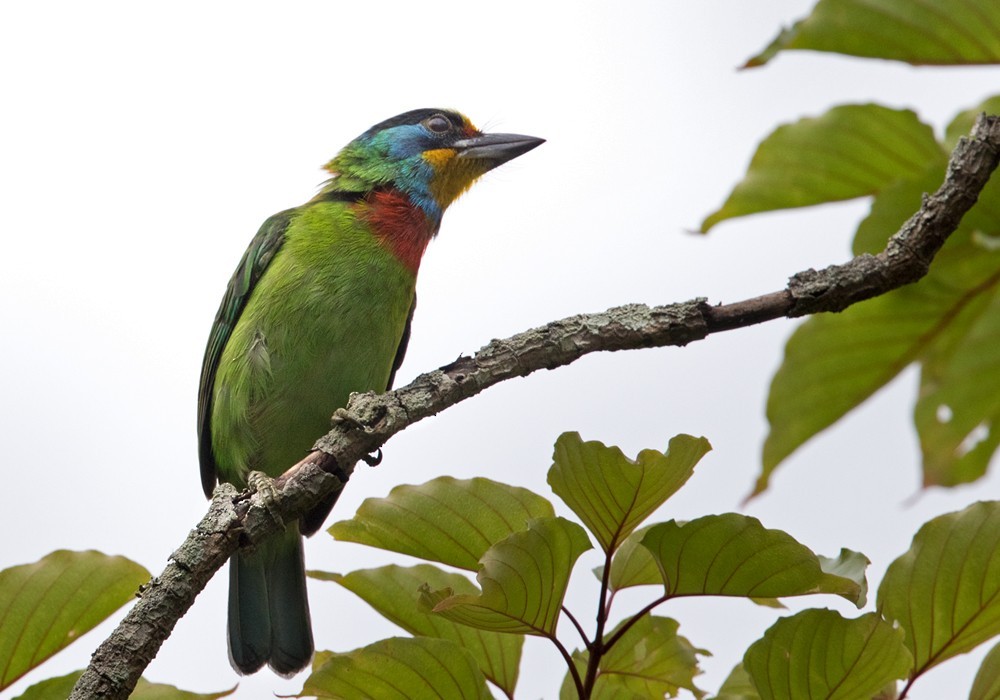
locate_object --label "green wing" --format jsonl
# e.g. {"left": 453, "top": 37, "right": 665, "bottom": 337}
{"left": 387, "top": 296, "right": 415, "bottom": 390}
{"left": 198, "top": 209, "right": 294, "bottom": 497}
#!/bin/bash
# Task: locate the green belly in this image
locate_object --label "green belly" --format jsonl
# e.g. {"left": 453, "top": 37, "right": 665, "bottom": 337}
{"left": 211, "top": 205, "right": 415, "bottom": 487}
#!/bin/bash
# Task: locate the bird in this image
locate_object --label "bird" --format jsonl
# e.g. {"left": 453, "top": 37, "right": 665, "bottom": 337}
{"left": 197, "top": 108, "right": 543, "bottom": 676}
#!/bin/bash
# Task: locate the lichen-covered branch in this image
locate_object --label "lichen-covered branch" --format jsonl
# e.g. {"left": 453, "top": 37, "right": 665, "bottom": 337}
{"left": 70, "top": 114, "right": 1000, "bottom": 700}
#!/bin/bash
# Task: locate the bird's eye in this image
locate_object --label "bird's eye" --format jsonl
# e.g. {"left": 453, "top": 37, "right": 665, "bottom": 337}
{"left": 425, "top": 114, "right": 452, "bottom": 134}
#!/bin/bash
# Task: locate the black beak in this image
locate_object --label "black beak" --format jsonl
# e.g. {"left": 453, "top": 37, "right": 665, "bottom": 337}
{"left": 452, "top": 132, "right": 545, "bottom": 165}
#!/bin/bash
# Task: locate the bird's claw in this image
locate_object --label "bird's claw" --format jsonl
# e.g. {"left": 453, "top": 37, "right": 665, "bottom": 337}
{"left": 248, "top": 470, "right": 284, "bottom": 527}
{"left": 332, "top": 407, "right": 369, "bottom": 432}
{"left": 332, "top": 409, "right": 381, "bottom": 466}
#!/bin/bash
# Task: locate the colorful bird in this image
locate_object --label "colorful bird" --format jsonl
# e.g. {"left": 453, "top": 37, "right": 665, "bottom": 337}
{"left": 197, "top": 109, "right": 543, "bottom": 676}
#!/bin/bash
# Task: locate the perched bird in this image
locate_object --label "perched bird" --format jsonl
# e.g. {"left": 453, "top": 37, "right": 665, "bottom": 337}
{"left": 197, "top": 109, "right": 543, "bottom": 676}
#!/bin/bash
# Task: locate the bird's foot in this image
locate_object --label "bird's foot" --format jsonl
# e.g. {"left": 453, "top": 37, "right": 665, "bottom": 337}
{"left": 332, "top": 407, "right": 370, "bottom": 432}
{"left": 331, "top": 408, "right": 382, "bottom": 467}
{"left": 247, "top": 470, "right": 284, "bottom": 527}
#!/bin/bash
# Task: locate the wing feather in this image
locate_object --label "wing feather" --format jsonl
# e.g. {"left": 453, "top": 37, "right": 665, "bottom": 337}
{"left": 198, "top": 209, "right": 294, "bottom": 497}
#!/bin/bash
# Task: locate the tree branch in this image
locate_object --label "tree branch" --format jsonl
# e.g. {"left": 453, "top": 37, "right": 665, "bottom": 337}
{"left": 70, "top": 114, "right": 1000, "bottom": 700}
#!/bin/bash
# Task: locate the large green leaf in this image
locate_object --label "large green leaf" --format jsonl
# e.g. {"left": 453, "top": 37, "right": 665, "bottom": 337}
{"left": 744, "top": 610, "right": 912, "bottom": 700}
{"left": 548, "top": 432, "right": 710, "bottom": 554}
{"left": 299, "top": 637, "right": 491, "bottom": 700}
{"left": 745, "top": 0, "right": 1000, "bottom": 67}
{"left": 700, "top": 104, "right": 941, "bottom": 232}
{"left": 760, "top": 278, "right": 948, "bottom": 494}
{"left": 760, "top": 190, "right": 1000, "bottom": 493}
{"left": 641, "top": 514, "right": 866, "bottom": 604}
{"left": 878, "top": 501, "right": 1000, "bottom": 677}
{"left": 710, "top": 663, "right": 760, "bottom": 700}
{"left": 596, "top": 526, "right": 662, "bottom": 593}
{"left": 429, "top": 517, "right": 591, "bottom": 636}
{"left": 972, "top": 640, "right": 1000, "bottom": 700}
{"left": 0, "top": 550, "right": 149, "bottom": 691}
{"left": 596, "top": 616, "right": 705, "bottom": 698}
{"left": 129, "top": 680, "right": 237, "bottom": 700}
{"left": 852, "top": 163, "right": 947, "bottom": 255}
{"left": 328, "top": 477, "right": 554, "bottom": 570}
{"left": 13, "top": 672, "right": 235, "bottom": 700}
{"left": 748, "top": 96, "right": 1000, "bottom": 493}
{"left": 559, "top": 616, "right": 706, "bottom": 700}
{"left": 312, "top": 565, "right": 521, "bottom": 696}
{"left": 818, "top": 548, "right": 870, "bottom": 608}
{"left": 945, "top": 96, "right": 1000, "bottom": 152}
{"left": 913, "top": 101, "right": 1000, "bottom": 488}
{"left": 914, "top": 273, "right": 1000, "bottom": 487}
{"left": 13, "top": 672, "right": 84, "bottom": 700}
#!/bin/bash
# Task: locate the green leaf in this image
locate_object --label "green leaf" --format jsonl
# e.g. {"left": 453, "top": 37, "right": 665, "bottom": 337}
{"left": 748, "top": 548, "right": 865, "bottom": 609}
{"left": 597, "top": 526, "right": 662, "bottom": 592}
{"left": 329, "top": 477, "right": 554, "bottom": 570}
{"left": 599, "top": 616, "right": 706, "bottom": 698}
{"left": 13, "top": 672, "right": 235, "bottom": 700}
{"left": 744, "top": 610, "right": 911, "bottom": 700}
{"left": 130, "top": 679, "right": 237, "bottom": 700}
{"left": 758, "top": 265, "right": 994, "bottom": 494}
{"left": 0, "top": 550, "right": 149, "bottom": 691}
{"left": 818, "top": 548, "right": 871, "bottom": 608}
{"left": 700, "top": 104, "right": 941, "bottom": 232}
{"left": 641, "top": 514, "right": 866, "bottom": 604}
{"left": 548, "top": 432, "right": 710, "bottom": 554}
{"left": 751, "top": 96, "right": 1000, "bottom": 493}
{"left": 760, "top": 110, "right": 1000, "bottom": 492}
{"left": 710, "top": 663, "right": 760, "bottom": 700}
{"left": 13, "top": 671, "right": 83, "bottom": 700}
{"left": 878, "top": 501, "right": 1000, "bottom": 676}
{"left": 299, "top": 637, "right": 491, "bottom": 700}
{"left": 914, "top": 282, "right": 1000, "bottom": 487}
{"left": 853, "top": 163, "right": 947, "bottom": 255}
{"left": 945, "top": 96, "right": 1000, "bottom": 152}
{"left": 559, "top": 616, "right": 706, "bottom": 699}
{"left": 971, "top": 640, "right": 1000, "bottom": 700}
{"left": 430, "top": 517, "right": 592, "bottom": 636}
{"left": 312, "top": 565, "right": 521, "bottom": 696}
{"left": 744, "top": 0, "right": 1000, "bottom": 67}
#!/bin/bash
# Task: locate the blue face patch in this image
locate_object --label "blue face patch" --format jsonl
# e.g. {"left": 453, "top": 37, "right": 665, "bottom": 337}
{"left": 360, "top": 124, "right": 443, "bottom": 219}
{"left": 375, "top": 124, "right": 437, "bottom": 161}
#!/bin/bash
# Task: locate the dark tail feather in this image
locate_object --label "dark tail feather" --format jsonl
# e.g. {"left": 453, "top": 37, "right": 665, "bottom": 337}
{"left": 228, "top": 550, "right": 270, "bottom": 674}
{"left": 267, "top": 533, "right": 313, "bottom": 676}
{"left": 227, "top": 528, "right": 313, "bottom": 677}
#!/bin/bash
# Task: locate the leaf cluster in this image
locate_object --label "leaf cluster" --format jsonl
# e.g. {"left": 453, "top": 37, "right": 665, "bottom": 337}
{"left": 703, "top": 97, "right": 1000, "bottom": 496}
{"left": 0, "top": 551, "right": 234, "bottom": 698}
{"left": 302, "top": 436, "right": 1000, "bottom": 700}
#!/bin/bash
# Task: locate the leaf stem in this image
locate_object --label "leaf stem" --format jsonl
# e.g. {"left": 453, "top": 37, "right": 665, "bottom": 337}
{"left": 562, "top": 605, "right": 591, "bottom": 649}
{"left": 547, "top": 631, "right": 585, "bottom": 698}
{"left": 602, "top": 593, "right": 670, "bottom": 653}
{"left": 581, "top": 546, "right": 616, "bottom": 696}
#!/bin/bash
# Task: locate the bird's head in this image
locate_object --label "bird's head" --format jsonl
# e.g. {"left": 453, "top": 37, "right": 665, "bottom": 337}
{"left": 323, "top": 108, "right": 544, "bottom": 219}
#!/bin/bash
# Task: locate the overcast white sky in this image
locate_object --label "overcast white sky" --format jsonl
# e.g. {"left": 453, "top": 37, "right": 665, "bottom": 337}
{"left": 3, "top": 2, "right": 1000, "bottom": 698}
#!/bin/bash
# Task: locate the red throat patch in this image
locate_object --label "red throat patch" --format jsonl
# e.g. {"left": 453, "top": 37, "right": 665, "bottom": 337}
{"left": 359, "top": 190, "right": 436, "bottom": 275}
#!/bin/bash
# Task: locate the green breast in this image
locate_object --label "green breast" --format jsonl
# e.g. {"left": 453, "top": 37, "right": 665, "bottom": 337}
{"left": 210, "top": 202, "right": 415, "bottom": 486}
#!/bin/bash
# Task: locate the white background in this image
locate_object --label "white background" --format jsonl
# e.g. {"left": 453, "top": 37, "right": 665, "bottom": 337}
{"left": 2, "top": 2, "right": 1000, "bottom": 698}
